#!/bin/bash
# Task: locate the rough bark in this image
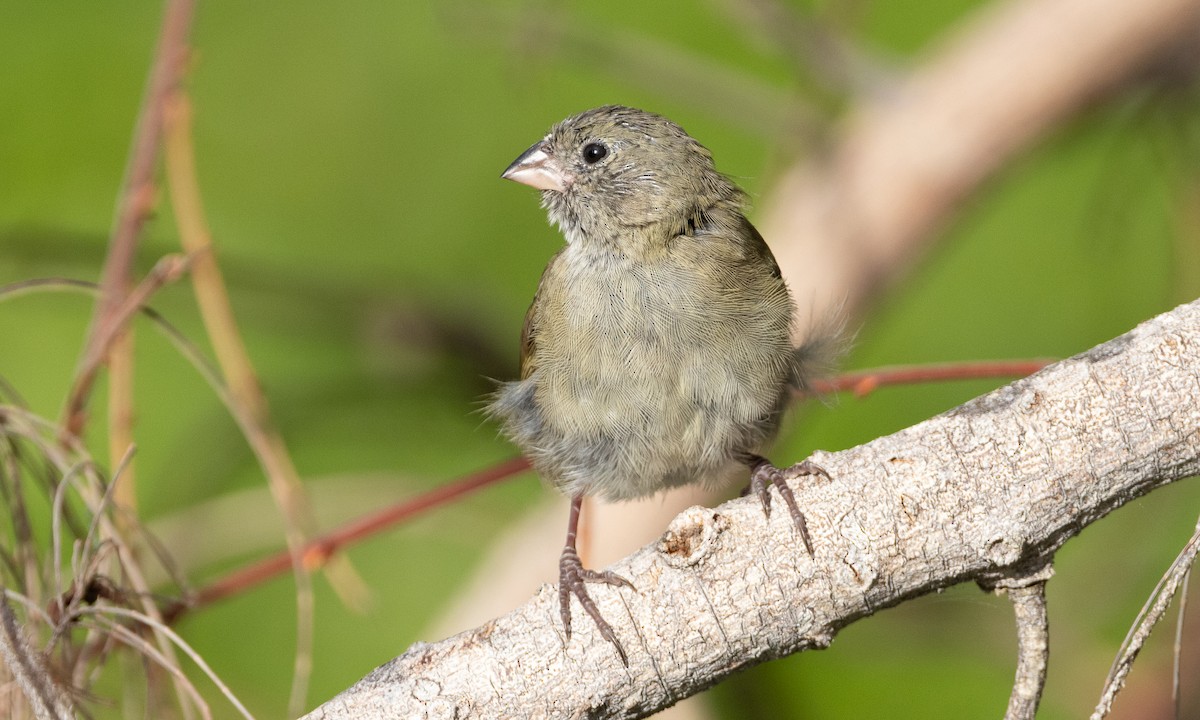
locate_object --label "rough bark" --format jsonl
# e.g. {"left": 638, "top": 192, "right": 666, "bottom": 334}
{"left": 304, "top": 300, "right": 1200, "bottom": 719}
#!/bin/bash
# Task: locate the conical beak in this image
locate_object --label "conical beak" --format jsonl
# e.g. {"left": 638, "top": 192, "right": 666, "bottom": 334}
{"left": 502, "top": 142, "right": 569, "bottom": 192}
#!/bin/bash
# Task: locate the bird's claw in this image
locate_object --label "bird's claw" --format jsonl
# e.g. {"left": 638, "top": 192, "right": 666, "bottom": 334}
{"left": 747, "top": 457, "right": 830, "bottom": 556}
{"left": 558, "top": 545, "right": 634, "bottom": 666}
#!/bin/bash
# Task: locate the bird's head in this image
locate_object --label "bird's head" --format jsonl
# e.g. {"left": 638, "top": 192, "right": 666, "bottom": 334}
{"left": 502, "top": 105, "right": 740, "bottom": 247}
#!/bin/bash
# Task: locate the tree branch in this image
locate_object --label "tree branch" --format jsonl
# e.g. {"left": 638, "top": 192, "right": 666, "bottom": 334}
{"left": 63, "top": 0, "right": 196, "bottom": 440}
{"left": 991, "top": 568, "right": 1052, "bottom": 720}
{"left": 304, "top": 300, "right": 1200, "bottom": 719}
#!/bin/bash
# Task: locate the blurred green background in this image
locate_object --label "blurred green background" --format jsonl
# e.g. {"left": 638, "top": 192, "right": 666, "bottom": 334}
{"left": 2, "top": 1, "right": 1198, "bottom": 718}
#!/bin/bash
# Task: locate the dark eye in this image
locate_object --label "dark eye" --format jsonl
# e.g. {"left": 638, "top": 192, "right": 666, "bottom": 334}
{"left": 582, "top": 142, "right": 608, "bottom": 164}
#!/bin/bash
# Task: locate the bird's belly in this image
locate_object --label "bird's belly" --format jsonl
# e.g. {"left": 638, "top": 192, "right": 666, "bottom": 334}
{"left": 530, "top": 331, "right": 785, "bottom": 500}
{"left": 504, "top": 248, "right": 794, "bottom": 501}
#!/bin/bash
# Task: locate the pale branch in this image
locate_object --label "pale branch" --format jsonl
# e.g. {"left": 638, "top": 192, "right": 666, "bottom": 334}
{"left": 991, "top": 568, "right": 1052, "bottom": 720}
{"left": 305, "top": 299, "right": 1200, "bottom": 720}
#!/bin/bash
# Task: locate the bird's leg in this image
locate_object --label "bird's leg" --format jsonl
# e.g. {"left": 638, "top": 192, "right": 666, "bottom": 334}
{"left": 559, "top": 494, "right": 636, "bottom": 666}
{"left": 742, "top": 454, "right": 831, "bottom": 556}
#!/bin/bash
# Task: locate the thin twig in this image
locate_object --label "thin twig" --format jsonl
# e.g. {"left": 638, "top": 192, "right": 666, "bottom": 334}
{"left": 91, "top": 618, "right": 214, "bottom": 720}
{"left": 0, "top": 592, "right": 75, "bottom": 720}
{"left": 1003, "top": 580, "right": 1051, "bottom": 720}
{"left": 63, "top": 254, "right": 191, "bottom": 442}
{"left": 74, "top": 606, "right": 256, "bottom": 720}
{"left": 1092, "top": 521, "right": 1200, "bottom": 719}
{"left": 3, "top": 406, "right": 215, "bottom": 720}
{"left": 1173, "top": 562, "right": 1190, "bottom": 719}
{"left": 108, "top": 324, "right": 138, "bottom": 519}
{"left": 1172, "top": 516, "right": 1199, "bottom": 719}
{"left": 163, "top": 87, "right": 329, "bottom": 716}
{"left": 0, "top": 278, "right": 235, "bottom": 427}
{"left": 809, "top": 359, "right": 1054, "bottom": 397}
{"left": 64, "top": 0, "right": 196, "bottom": 440}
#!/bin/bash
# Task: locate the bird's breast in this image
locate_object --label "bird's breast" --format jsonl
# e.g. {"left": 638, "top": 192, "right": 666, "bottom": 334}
{"left": 533, "top": 244, "right": 793, "bottom": 442}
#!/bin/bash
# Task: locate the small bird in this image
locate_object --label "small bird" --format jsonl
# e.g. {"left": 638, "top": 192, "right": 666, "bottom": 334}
{"left": 492, "top": 105, "right": 833, "bottom": 665}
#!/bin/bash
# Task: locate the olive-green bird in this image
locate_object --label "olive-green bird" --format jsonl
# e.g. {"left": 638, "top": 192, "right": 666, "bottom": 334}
{"left": 492, "top": 105, "right": 835, "bottom": 665}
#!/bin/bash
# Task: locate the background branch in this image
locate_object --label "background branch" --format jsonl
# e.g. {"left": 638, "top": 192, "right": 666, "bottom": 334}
{"left": 768, "top": 0, "right": 1200, "bottom": 325}
{"left": 0, "top": 593, "right": 74, "bottom": 720}
{"left": 63, "top": 0, "right": 195, "bottom": 440}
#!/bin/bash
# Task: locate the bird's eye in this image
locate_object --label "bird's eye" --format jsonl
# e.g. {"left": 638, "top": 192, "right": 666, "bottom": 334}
{"left": 582, "top": 142, "right": 608, "bottom": 164}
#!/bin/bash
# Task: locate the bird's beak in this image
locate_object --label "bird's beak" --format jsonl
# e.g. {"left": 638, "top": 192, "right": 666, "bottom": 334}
{"left": 502, "top": 142, "right": 569, "bottom": 192}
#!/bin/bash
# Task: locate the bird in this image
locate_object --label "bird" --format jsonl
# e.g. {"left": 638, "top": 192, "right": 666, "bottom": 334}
{"left": 491, "top": 105, "right": 835, "bottom": 665}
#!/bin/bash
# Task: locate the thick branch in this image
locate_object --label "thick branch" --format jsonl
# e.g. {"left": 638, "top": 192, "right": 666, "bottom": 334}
{"left": 306, "top": 299, "right": 1200, "bottom": 719}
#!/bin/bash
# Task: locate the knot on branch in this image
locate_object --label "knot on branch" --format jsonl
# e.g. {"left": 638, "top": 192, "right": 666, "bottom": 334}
{"left": 977, "top": 558, "right": 1055, "bottom": 593}
{"left": 658, "top": 507, "right": 730, "bottom": 568}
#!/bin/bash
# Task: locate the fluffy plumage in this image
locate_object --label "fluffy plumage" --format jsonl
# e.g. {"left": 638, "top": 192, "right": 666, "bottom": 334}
{"left": 493, "top": 106, "right": 832, "bottom": 665}
{"left": 491, "top": 105, "right": 796, "bottom": 501}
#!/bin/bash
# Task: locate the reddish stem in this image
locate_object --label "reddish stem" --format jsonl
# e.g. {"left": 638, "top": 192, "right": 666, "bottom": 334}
{"left": 167, "top": 456, "right": 531, "bottom": 622}
{"left": 810, "top": 359, "right": 1053, "bottom": 397}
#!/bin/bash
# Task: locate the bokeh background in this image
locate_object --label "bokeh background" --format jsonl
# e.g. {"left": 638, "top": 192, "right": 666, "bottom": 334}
{"left": 2, "top": 1, "right": 1199, "bottom": 718}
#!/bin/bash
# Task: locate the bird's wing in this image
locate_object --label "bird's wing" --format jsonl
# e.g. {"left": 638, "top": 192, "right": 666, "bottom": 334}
{"left": 738, "top": 214, "right": 783, "bottom": 280}
{"left": 518, "top": 293, "right": 539, "bottom": 380}
{"left": 518, "top": 252, "right": 563, "bottom": 381}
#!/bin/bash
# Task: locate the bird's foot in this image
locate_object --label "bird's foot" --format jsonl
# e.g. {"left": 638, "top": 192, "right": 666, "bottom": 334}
{"left": 746, "top": 456, "right": 831, "bottom": 556}
{"left": 558, "top": 545, "right": 635, "bottom": 666}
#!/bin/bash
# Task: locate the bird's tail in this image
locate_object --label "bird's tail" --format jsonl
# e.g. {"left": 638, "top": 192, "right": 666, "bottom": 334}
{"left": 791, "top": 307, "right": 852, "bottom": 394}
